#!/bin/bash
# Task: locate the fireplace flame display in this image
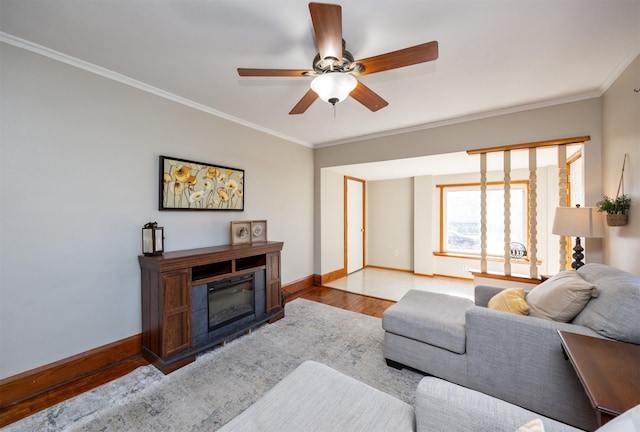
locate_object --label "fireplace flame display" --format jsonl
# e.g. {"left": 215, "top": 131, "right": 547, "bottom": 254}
{"left": 208, "top": 274, "right": 255, "bottom": 331}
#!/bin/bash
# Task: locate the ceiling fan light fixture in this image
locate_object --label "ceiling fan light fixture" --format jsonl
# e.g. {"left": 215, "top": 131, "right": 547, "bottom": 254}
{"left": 310, "top": 72, "right": 357, "bottom": 105}
{"left": 238, "top": 3, "right": 438, "bottom": 114}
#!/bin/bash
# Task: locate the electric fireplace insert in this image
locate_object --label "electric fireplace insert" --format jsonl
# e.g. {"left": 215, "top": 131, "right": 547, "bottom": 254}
{"left": 208, "top": 273, "right": 255, "bottom": 331}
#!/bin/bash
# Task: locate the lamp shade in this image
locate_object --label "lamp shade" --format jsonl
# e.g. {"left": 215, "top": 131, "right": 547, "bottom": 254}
{"left": 310, "top": 72, "right": 357, "bottom": 105}
{"left": 552, "top": 206, "right": 605, "bottom": 238}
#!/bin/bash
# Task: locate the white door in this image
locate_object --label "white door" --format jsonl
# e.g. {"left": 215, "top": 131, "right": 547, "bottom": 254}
{"left": 346, "top": 177, "right": 365, "bottom": 274}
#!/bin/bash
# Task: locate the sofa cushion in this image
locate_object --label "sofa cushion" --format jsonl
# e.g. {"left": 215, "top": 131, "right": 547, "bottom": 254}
{"left": 218, "top": 361, "right": 415, "bottom": 432}
{"left": 415, "top": 376, "right": 582, "bottom": 432}
{"left": 488, "top": 288, "right": 529, "bottom": 315}
{"left": 574, "top": 263, "right": 640, "bottom": 344}
{"left": 593, "top": 403, "right": 640, "bottom": 432}
{"left": 526, "top": 270, "right": 597, "bottom": 322}
{"left": 383, "top": 290, "right": 472, "bottom": 354}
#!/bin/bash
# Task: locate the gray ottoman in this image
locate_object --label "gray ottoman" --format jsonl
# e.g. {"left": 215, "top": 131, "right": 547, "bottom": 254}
{"left": 382, "top": 290, "right": 473, "bottom": 386}
{"left": 218, "top": 360, "right": 415, "bottom": 432}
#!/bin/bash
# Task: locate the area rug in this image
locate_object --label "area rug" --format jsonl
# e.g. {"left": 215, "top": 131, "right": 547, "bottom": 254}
{"left": 4, "top": 299, "right": 424, "bottom": 432}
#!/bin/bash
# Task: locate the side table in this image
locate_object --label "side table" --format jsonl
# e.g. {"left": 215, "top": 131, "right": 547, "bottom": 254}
{"left": 558, "top": 330, "right": 640, "bottom": 427}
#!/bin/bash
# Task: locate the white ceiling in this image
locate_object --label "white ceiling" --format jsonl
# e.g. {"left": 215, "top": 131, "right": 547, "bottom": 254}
{"left": 1, "top": 0, "right": 639, "bottom": 150}
{"left": 0, "top": 1, "right": 638, "bottom": 180}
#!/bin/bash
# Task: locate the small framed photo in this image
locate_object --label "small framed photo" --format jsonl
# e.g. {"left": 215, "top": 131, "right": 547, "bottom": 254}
{"left": 231, "top": 221, "right": 251, "bottom": 245}
{"left": 251, "top": 220, "right": 267, "bottom": 242}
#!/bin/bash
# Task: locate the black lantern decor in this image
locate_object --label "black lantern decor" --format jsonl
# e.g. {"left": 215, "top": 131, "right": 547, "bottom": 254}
{"left": 142, "top": 222, "right": 164, "bottom": 256}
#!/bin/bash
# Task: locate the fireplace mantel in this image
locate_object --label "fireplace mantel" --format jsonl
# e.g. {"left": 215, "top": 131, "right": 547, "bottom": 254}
{"left": 139, "top": 241, "right": 284, "bottom": 373}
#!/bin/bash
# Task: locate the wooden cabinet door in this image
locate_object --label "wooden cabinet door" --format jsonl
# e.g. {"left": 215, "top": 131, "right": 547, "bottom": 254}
{"left": 265, "top": 252, "right": 281, "bottom": 313}
{"left": 161, "top": 269, "right": 191, "bottom": 357}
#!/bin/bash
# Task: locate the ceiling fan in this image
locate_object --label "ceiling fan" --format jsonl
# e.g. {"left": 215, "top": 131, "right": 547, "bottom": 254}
{"left": 237, "top": 2, "right": 439, "bottom": 115}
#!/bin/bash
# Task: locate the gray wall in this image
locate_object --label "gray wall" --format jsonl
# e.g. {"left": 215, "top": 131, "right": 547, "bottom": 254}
{"left": 366, "top": 167, "right": 559, "bottom": 278}
{"left": 0, "top": 43, "right": 314, "bottom": 379}
{"left": 1, "top": 39, "right": 636, "bottom": 382}
{"left": 316, "top": 98, "right": 603, "bottom": 276}
{"left": 367, "top": 178, "right": 414, "bottom": 269}
{"left": 319, "top": 169, "right": 345, "bottom": 274}
{"left": 316, "top": 55, "right": 640, "bottom": 277}
{"left": 601, "top": 55, "right": 640, "bottom": 274}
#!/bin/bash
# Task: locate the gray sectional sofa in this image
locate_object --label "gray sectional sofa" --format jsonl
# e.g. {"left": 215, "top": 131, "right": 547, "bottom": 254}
{"left": 218, "top": 359, "right": 639, "bottom": 431}
{"left": 382, "top": 263, "right": 640, "bottom": 431}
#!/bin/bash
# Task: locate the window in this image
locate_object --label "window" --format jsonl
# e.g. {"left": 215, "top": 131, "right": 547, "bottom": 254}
{"left": 439, "top": 182, "right": 529, "bottom": 257}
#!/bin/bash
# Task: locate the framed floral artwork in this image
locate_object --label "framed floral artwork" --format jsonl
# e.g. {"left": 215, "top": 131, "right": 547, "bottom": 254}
{"left": 159, "top": 155, "right": 244, "bottom": 211}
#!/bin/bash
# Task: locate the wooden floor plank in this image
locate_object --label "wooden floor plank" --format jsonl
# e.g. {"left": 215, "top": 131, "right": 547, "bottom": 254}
{"left": 0, "top": 356, "right": 147, "bottom": 427}
{"left": 287, "top": 286, "right": 395, "bottom": 318}
{"left": 3, "top": 286, "right": 390, "bottom": 427}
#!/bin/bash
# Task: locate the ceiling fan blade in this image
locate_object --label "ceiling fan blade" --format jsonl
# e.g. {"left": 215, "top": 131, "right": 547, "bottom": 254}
{"left": 350, "top": 81, "right": 388, "bottom": 112}
{"left": 353, "top": 41, "right": 439, "bottom": 76}
{"left": 238, "top": 68, "right": 311, "bottom": 77}
{"left": 309, "top": 2, "right": 343, "bottom": 62}
{"left": 289, "top": 89, "right": 319, "bottom": 115}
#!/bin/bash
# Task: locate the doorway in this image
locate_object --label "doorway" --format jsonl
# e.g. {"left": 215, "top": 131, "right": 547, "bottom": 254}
{"left": 345, "top": 177, "right": 365, "bottom": 274}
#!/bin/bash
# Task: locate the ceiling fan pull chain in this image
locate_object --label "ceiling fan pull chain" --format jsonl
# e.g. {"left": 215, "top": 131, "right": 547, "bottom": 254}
{"left": 333, "top": 104, "right": 337, "bottom": 118}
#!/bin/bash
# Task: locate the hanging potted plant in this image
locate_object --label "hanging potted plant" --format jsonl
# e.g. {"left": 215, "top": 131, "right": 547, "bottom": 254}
{"left": 598, "top": 154, "right": 631, "bottom": 226}
{"left": 596, "top": 194, "right": 631, "bottom": 226}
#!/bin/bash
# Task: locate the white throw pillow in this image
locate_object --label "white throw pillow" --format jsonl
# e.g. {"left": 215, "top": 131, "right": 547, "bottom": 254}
{"left": 515, "top": 418, "right": 545, "bottom": 432}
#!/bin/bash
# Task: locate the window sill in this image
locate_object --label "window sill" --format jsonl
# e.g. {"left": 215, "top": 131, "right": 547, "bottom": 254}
{"left": 469, "top": 269, "right": 543, "bottom": 285}
{"left": 432, "top": 252, "right": 541, "bottom": 266}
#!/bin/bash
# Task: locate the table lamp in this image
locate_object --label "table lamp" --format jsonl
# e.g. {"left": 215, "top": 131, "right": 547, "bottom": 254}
{"left": 552, "top": 204, "right": 604, "bottom": 269}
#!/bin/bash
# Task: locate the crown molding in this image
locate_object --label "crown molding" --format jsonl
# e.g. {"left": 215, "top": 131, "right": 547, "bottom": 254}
{"left": 3, "top": 31, "right": 636, "bottom": 151}
{"left": 0, "top": 32, "right": 311, "bottom": 148}
{"left": 598, "top": 43, "right": 640, "bottom": 95}
{"left": 314, "top": 91, "right": 601, "bottom": 149}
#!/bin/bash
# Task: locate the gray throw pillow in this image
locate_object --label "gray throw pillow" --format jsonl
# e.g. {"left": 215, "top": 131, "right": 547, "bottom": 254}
{"left": 573, "top": 264, "right": 640, "bottom": 344}
{"left": 526, "top": 270, "right": 597, "bottom": 322}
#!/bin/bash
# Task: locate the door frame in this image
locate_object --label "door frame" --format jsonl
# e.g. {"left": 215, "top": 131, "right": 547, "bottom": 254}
{"left": 344, "top": 176, "right": 366, "bottom": 273}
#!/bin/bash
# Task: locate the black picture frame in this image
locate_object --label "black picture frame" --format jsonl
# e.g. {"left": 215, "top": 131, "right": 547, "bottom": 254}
{"left": 159, "top": 155, "right": 244, "bottom": 211}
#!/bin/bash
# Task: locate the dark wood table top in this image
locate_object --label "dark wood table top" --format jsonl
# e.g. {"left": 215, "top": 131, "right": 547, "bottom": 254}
{"left": 558, "top": 330, "right": 640, "bottom": 418}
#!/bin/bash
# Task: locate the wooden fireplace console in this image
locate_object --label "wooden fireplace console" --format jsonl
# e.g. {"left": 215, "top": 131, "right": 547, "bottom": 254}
{"left": 138, "top": 241, "right": 284, "bottom": 374}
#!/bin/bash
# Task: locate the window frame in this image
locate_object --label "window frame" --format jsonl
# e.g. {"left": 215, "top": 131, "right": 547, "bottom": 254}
{"left": 437, "top": 180, "right": 530, "bottom": 258}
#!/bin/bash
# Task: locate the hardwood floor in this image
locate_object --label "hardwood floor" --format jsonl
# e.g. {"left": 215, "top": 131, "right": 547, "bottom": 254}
{"left": 286, "top": 285, "right": 396, "bottom": 318}
{"left": 1, "top": 287, "right": 389, "bottom": 427}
